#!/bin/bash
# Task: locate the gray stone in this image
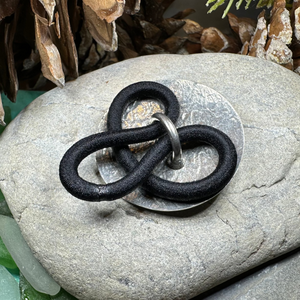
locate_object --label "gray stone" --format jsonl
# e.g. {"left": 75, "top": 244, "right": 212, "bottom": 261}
{"left": 0, "top": 53, "right": 300, "bottom": 300}
{"left": 200, "top": 249, "right": 300, "bottom": 300}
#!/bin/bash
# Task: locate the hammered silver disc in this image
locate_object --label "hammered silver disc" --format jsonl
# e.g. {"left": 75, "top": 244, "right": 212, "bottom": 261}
{"left": 96, "top": 80, "right": 244, "bottom": 212}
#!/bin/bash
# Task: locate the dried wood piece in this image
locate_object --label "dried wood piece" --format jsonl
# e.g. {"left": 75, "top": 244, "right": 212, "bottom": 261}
{"left": 293, "top": 57, "right": 300, "bottom": 74}
{"left": 139, "top": 20, "right": 161, "bottom": 40}
{"left": 82, "top": 0, "right": 125, "bottom": 23}
{"left": 248, "top": 11, "right": 267, "bottom": 58}
{"left": 83, "top": 3, "right": 118, "bottom": 51}
{"left": 99, "top": 51, "right": 118, "bottom": 68}
{"left": 227, "top": 13, "right": 256, "bottom": 44}
{"left": 183, "top": 19, "right": 203, "bottom": 35}
{"left": 35, "top": 15, "right": 65, "bottom": 87}
{"left": 0, "top": 11, "right": 19, "bottom": 102}
{"left": 139, "top": 44, "right": 170, "bottom": 55}
{"left": 294, "top": 5, "right": 300, "bottom": 41}
{"left": 0, "top": 0, "right": 20, "bottom": 21}
{"left": 5, "top": 22, "right": 19, "bottom": 103}
{"left": 265, "top": 0, "right": 293, "bottom": 68}
{"left": 82, "top": 43, "right": 100, "bottom": 70}
{"left": 159, "top": 36, "right": 187, "bottom": 53}
{"left": 241, "top": 41, "right": 250, "bottom": 55}
{"left": 0, "top": 94, "right": 5, "bottom": 126}
{"left": 31, "top": 0, "right": 50, "bottom": 26}
{"left": 118, "top": 45, "right": 138, "bottom": 59}
{"left": 50, "top": 0, "right": 78, "bottom": 79}
{"left": 271, "top": 0, "right": 286, "bottom": 10}
{"left": 171, "top": 8, "right": 195, "bottom": 20}
{"left": 23, "top": 50, "right": 40, "bottom": 70}
{"left": 143, "top": 0, "right": 175, "bottom": 24}
{"left": 183, "top": 41, "right": 202, "bottom": 54}
{"left": 158, "top": 18, "right": 185, "bottom": 36}
{"left": 265, "top": 37, "right": 293, "bottom": 69}
{"left": 200, "top": 27, "right": 240, "bottom": 53}
{"left": 117, "top": 24, "right": 138, "bottom": 59}
{"left": 268, "top": 0, "right": 292, "bottom": 44}
{"left": 38, "top": 0, "right": 56, "bottom": 23}
{"left": 54, "top": 11, "right": 60, "bottom": 38}
{"left": 124, "top": 0, "right": 141, "bottom": 15}
{"left": 79, "top": 22, "right": 93, "bottom": 60}
{"left": 68, "top": 0, "right": 81, "bottom": 34}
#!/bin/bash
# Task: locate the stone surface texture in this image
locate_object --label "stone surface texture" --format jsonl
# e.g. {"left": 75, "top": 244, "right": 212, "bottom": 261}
{"left": 202, "top": 249, "right": 300, "bottom": 300}
{"left": 0, "top": 54, "right": 300, "bottom": 300}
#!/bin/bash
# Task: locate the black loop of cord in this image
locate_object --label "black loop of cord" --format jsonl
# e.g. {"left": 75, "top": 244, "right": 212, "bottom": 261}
{"left": 59, "top": 81, "right": 238, "bottom": 203}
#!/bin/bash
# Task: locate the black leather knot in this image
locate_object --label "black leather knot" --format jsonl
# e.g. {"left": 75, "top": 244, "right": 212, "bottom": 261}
{"left": 59, "top": 81, "right": 237, "bottom": 203}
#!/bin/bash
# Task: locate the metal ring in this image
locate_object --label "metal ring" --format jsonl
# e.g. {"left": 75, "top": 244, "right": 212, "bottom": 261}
{"left": 152, "top": 113, "right": 184, "bottom": 170}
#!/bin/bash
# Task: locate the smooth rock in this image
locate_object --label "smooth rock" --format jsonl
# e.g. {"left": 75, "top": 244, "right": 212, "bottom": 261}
{"left": 0, "top": 265, "right": 20, "bottom": 300}
{"left": 0, "top": 215, "right": 61, "bottom": 295}
{"left": 200, "top": 249, "right": 300, "bottom": 299}
{"left": 0, "top": 54, "right": 300, "bottom": 300}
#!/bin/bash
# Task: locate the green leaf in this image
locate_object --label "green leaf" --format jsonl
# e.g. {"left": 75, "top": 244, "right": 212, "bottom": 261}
{"left": 236, "top": 0, "right": 245, "bottom": 9}
{"left": 222, "top": 0, "right": 235, "bottom": 18}
{"left": 207, "top": 0, "right": 226, "bottom": 14}
{"left": 19, "top": 272, "right": 51, "bottom": 300}
{"left": 0, "top": 236, "right": 18, "bottom": 269}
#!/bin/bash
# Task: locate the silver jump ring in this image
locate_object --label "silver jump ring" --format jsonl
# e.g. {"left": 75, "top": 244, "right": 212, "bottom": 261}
{"left": 152, "top": 113, "right": 184, "bottom": 170}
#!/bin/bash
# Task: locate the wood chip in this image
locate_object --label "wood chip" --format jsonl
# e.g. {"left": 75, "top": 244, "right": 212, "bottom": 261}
{"left": 268, "top": 2, "right": 292, "bottom": 44}
{"left": 158, "top": 18, "right": 186, "bottom": 36}
{"left": 248, "top": 11, "right": 267, "bottom": 58}
{"left": 293, "top": 57, "right": 300, "bottom": 74}
{"left": 200, "top": 27, "right": 240, "bottom": 53}
{"left": 54, "top": 11, "right": 60, "bottom": 38}
{"left": 227, "top": 13, "right": 256, "bottom": 44}
{"left": 265, "top": 37, "right": 293, "bottom": 68}
{"left": 82, "top": 43, "right": 100, "bottom": 70}
{"left": 183, "top": 19, "right": 203, "bottom": 36}
{"left": 50, "top": 0, "right": 78, "bottom": 79}
{"left": 68, "top": 0, "right": 81, "bottom": 34}
{"left": 139, "top": 44, "right": 170, "bottom": 55}
{"left": 117, "top": 24, "right": 137, "bottom": 59}
{"left": 241, "top": 41, "right": 250, "bottom": 55}
{"left": 139, "top": 20, "right": 161, "bottom": 41}
{"left": 30, "top": 0, "right": 49, "bottom": 26}
{"left": 82, "top": 0, "right": 125, "bottom": 23}
{"left": 143, "top": 0, "right": 175, "bottom": 24}
{"left": 78, "top": 22, "right": 93, "bottom": 60}
{"left": 0, "top": 10, "right": 19, "bottom": 103}
{"left": 38, "top": 0, "right": 56, "bottom": 23}
{"left": 23, "top": 50, "right": 40, "bottom": 70}
{"left": 0, "top": 0, "right": 20, "bottom": 21}
{"left": 35, "top": 15, "right": 65, "bottom": 87}
{"left": 183, "top": 41, "right": 202, "bottom": 54}
{"left": 83, "top": 3, "right": 118, "bottom": 51}
{"left": 124, "top": 0, "right": 141, "bottom": 15}
{"left": 0, "top": 94, "right": 5, "bottom": 126}
{"left": 159, "top": 36, "right": 187, "bottom": 53}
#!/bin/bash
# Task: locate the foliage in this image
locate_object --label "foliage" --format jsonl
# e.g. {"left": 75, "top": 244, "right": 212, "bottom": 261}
{"left": 206, "top": 0, "right": 293, "bottom": 18}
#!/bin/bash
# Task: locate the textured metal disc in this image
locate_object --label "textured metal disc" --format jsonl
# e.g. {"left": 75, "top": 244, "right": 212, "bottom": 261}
{"left": 96, "top": 80, "right": 244, "bottom": 211}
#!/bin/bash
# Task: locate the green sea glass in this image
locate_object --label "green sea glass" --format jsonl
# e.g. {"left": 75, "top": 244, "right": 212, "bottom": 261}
{"left": 19, "top": 272, "right": 51, "bottom": 300}
{"left": 0, "top": 265, "right": 20, "bottom": 300}
{"left": 50, "top": 289, "right": 78, "bottom": 300}
{"left": 0, "top": 215, "right": 61, "bottom": 296}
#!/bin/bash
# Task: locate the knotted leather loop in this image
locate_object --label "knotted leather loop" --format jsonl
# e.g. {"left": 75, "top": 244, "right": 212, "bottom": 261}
{"left": 59, "top": 81, "right": 237, "bottom": 202}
